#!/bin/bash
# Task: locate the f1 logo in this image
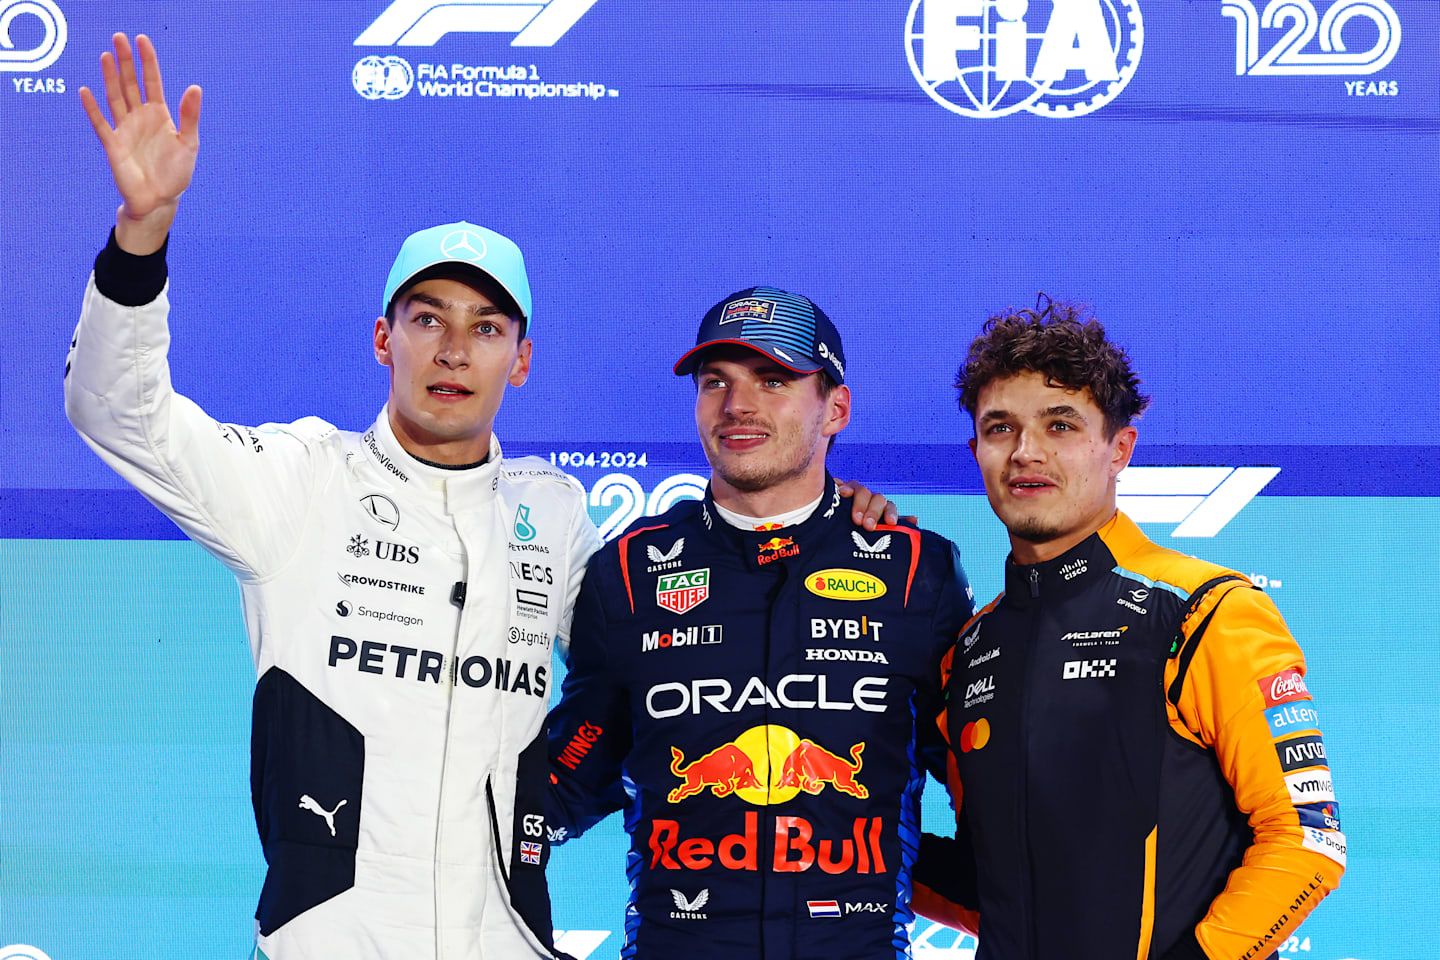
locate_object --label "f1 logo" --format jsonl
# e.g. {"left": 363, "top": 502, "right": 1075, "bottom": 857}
{"left": 355, "top": 0, "right": 599, "bottom": 48}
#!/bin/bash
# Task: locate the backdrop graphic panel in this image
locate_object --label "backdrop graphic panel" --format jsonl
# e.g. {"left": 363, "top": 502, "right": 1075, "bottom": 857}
{"left": 2, "top": 0, "right": 1436, "bottom": 957}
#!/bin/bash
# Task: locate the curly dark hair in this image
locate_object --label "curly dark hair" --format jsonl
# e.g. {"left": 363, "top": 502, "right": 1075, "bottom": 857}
{"left": 955, "top": 297, "right": 1149, "bottom": 437}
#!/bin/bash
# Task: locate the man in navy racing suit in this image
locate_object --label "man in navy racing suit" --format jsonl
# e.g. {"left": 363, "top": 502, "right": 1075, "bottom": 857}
{"left": 546, "top": 287, "right": 976, "bottom": 958}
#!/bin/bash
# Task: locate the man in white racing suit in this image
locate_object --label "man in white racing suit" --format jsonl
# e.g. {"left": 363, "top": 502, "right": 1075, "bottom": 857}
{"left": 64, "top": 33, "right": 599, "bottom": 959}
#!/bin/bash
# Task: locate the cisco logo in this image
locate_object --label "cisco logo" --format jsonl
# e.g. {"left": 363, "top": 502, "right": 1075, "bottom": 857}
{"left": 905, "top": 0, "right": 1143, "bottom": 118}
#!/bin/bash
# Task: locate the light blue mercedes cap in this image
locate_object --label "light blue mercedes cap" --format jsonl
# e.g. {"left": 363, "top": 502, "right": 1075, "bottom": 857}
{"left": 382, "top": 221, "right": 533, "bottom": 322}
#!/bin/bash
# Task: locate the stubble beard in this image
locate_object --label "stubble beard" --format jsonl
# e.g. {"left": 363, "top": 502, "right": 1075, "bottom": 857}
{"left": 1003, "top": 514, "right": 1067, "bottom": 545}
{"left": 708, "top": 416, "right": 823, "bottom": 494}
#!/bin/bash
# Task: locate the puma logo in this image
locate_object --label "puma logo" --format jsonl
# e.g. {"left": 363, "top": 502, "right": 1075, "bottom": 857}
{"left": 299, "top": 794, "right": 348, "bottom": 837}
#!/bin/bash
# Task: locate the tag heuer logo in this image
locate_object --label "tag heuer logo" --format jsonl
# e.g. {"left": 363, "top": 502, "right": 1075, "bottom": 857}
{"left": 657, "top": 568, "right": 710, "bottom": 615}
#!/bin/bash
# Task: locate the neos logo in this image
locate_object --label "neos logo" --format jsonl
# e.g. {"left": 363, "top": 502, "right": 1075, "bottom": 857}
{"left": 0, "top": 0, "right": 67, "bottom": 73}
{"left": 1222, "top": 0, "right": 1400, "bottom": 76}
{"left": 356, "top": 0, "right": 599, "bottom": 48}
{"left": 353, "top": 55, "right": 415, "bottom": 99}
{"left": 905, "top": 0, "right": 1143, "bottom": 118}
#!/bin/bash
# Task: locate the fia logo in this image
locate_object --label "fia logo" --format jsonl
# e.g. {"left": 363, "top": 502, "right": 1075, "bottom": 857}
{"left": 355, "top": 0, "right": 599, "bottom": 48}
{"left": 905, "top": 0, "right": 1144, "bottom": 118}
{"left": 0, "top": 0, "right": 66, "bottom": 73}
{"left": 1222, "top": 0, "right": 1400, "bottom": 76}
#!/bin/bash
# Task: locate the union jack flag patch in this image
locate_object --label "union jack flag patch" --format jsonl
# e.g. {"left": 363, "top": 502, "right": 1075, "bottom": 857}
{"left": 520, "top": 841, "right": 543, "bottom": 865}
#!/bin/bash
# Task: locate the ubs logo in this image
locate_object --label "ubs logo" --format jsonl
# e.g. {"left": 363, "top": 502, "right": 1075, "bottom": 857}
{"left": 375, "top": 540, "right": 420, "bottom": 563}
{"left": 905, "top": 0, "right": 1144, "bottom": 118}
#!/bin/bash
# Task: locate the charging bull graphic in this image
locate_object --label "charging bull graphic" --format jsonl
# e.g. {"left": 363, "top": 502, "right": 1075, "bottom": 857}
{"left": 777, "top": 740, "right": 868, "bottom": 799}
{"left": 668, "top": 743, "right": 763, "bottom": 802}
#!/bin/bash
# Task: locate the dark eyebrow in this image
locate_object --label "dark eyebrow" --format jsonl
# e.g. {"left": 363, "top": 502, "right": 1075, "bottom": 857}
{"left": 1043, "top": 404, "right": 1088, "bottom": 421}
{"left": 406, "top": 292, "right": 506, "bottom": 319}
{"left": 978, "top": 409, "right": 1012, "bottom": 424}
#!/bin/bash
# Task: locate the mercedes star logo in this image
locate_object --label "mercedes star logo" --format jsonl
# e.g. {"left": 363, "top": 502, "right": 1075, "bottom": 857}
{"left": 440, "top": 229, "right": 487, "bottom": 262}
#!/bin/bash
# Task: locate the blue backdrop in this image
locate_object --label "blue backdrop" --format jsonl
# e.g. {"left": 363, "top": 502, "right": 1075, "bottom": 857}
{"left": 2, "top": 1, "right": 1437, "bottom": 958}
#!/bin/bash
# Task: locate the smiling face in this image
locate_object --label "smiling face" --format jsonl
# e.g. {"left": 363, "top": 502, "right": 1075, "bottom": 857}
{"left": 970, "top": 370, "right": 1136, "bottom": 564}
{"left": 694, "top": 346, "right": 850, "bottom": 514}
{"left": 374, "top": 274, "right": 531, "bottom": 465}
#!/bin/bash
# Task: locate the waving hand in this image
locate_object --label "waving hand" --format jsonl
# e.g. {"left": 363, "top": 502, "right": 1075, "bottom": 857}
{"left": 79, "top": 33, "right": 202, "bottom": 254}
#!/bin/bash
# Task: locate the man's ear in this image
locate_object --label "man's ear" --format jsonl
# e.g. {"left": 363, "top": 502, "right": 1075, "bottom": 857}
{"left": 1109, "top": 425, "right": 1138, "bottom": 479}
{"left": 374, "top": 317, "right": 393, "bottom": 367}
{"left": 508, "top": 337, "right": 533, "bottom": 388}
{"left": 822, "top": 384, "right": 852, "bottom": 438}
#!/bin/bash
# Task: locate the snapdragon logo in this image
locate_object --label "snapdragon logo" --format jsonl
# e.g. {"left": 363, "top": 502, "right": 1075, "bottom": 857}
{"left": 355, "top": 0, "right": 599, "bottom": 48}
{"left": 0, "top": 0, "right": 67, "bottom": 73}
{"left": 905, "top": 0, "right": 1143, "bottom": 118}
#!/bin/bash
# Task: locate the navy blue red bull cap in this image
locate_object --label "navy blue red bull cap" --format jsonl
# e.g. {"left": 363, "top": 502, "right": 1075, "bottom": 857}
{"left": 673, "top": 286, "right": 846, "bottom": 384}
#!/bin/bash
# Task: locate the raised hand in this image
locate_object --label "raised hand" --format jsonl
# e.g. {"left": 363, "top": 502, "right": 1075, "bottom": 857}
{"left": 79, "top": 33, "right": 202, "bottom": 254}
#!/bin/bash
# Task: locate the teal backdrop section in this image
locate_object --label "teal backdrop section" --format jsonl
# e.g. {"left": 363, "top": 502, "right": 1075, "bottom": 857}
{"left": 4, "top": 496, "right": 1436, "bottom": 958}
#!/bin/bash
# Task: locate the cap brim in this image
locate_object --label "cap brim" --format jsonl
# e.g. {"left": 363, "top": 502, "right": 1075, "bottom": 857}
{"left": 673, "top": 338, "right": 823, "bottom": 377}
{"left": 387, "top": 262, "right": 529, "bottom": 321}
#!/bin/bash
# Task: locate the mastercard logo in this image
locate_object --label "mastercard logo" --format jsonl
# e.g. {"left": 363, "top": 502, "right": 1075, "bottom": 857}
{"left": 959, "top": 718, "right": 990, "bottom": 753}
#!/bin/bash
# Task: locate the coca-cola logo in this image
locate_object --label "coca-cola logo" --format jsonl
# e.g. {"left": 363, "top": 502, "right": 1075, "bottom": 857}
{"left": 1261, "top": 669, "right": 1311, "bottom": 707}
{"left": 1271, "top": 673, "right": 1309, "bottom": 700}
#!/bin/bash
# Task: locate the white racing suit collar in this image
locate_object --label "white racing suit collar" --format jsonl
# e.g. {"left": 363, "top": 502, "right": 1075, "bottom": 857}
{"left": 363, "top": 406, "right": 504, "bottom": 510}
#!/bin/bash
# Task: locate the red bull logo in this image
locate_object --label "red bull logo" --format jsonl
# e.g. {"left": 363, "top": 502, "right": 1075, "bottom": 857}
{"left": 776, "top": 739, "right": 868, "bottom": 799}
{"left": 668, "top": 744, "right": 763, "bottom": 802}
{"left": 757, "top": 536, "right": 800, "bottom": 566}
{"left": 649, "top": 812, "right": 887, "bottom": 875}
{"left": 667, "top": 725, "right": 867, "bottom": 805}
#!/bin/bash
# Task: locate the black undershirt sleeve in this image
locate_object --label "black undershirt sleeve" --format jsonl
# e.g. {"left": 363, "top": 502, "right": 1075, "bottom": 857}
{"left": 93, "top": 228, "right": 169, "bottom": 307}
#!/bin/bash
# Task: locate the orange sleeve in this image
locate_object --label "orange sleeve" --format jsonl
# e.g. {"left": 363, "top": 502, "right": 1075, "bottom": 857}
{"left": 1166, "top": 584, "right": 1345, "bottom": 960}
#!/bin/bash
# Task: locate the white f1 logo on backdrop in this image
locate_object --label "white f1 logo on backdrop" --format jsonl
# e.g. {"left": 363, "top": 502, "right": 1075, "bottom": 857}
{"left": 1222, "top": 0, "right": 1401, "bottom": 76}
{"left": 0, "top": 0, "right": 66, "bottom": 72}
{"left": 1116, "top": 466, "right": 1280, "bottom": 537}
{"left": 356, "top": 0, "right": 599, "bottom": 47}
{"left": 905, "top": 0, "right": 1144, "bottom": 118}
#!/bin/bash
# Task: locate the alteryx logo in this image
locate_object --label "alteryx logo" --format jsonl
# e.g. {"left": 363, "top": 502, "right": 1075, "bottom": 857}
{"left": 906, "top": 0, "right": 1143, "bottom": 118}
{"left": 356, "top": 0, "right": 599, "bottom": 47}
{"left": 1117, "top": 466, "right": 1279, "bottom": 537}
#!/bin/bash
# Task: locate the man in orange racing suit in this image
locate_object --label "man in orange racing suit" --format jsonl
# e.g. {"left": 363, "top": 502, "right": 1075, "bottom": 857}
{"left": 912, "top": 301, "right": 1344, "bottom": 960}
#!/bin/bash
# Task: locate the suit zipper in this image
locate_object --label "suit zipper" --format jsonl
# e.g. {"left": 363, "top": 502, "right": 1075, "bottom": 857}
{"left": 1020, "top": 566, "right": 1038, "bottom": 960}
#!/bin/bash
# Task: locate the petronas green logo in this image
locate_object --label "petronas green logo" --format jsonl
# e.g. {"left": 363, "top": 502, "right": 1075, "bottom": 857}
{"left": 514, "top": 504, "right": 537, "bottom": 542}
